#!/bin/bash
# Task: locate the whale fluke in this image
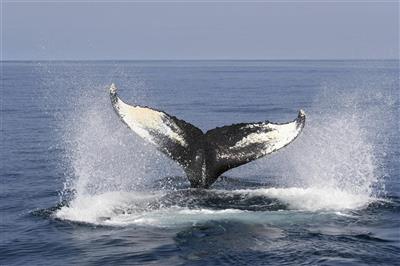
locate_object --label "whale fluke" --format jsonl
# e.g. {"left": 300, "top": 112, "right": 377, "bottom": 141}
{"left": 110, "top": 84, "right": 305, "bottom": 188}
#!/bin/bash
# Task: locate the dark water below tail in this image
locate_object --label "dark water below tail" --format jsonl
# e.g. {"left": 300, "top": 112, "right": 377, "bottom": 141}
{"left": 1, "top": 60, "right": 399, "bottom": 265}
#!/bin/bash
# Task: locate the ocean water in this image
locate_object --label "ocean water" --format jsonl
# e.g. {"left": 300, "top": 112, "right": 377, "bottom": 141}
{"left": 1, "top": 60, "right": 399, "bottom": 265}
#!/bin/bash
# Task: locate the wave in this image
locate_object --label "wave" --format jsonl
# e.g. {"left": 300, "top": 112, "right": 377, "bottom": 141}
{"left": 54, "top": 186, "right": 376, "bottom": 227}
{"left": 231, "top": 187, "right": 373, "bottom": 211}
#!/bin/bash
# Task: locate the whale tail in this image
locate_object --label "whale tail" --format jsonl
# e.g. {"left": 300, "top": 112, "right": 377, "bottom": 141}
{"left": 110, "top": 84, "right": 305, "bottom": 188}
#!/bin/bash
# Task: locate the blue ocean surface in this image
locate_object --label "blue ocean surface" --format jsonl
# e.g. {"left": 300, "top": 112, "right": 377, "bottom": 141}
{"left": 1, "top": 60, "right": 399, "bottom": 265}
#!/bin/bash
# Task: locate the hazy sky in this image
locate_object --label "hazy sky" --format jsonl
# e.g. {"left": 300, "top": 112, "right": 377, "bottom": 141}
{"left": 3, "top": 1, "right": 399, "bottom": 60}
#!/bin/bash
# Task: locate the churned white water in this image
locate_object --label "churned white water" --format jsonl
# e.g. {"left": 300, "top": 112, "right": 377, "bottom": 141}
{"left": 55, "top": 187, "right": 374, "bottom": 227}
{"left": 231, "top": 187, "right": 373, "bottom": 211}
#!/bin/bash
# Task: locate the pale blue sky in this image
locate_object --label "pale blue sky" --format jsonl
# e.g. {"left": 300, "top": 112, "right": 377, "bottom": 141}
{"left": 2, "top": 1, "right": 399, "bottom": 60}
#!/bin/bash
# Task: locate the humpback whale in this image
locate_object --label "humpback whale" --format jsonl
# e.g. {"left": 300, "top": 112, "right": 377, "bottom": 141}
{"left": 110, "top": 84, "right": 305, "bottom": 188}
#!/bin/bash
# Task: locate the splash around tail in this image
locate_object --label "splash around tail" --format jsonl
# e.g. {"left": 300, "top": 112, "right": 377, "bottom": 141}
{"left": 109, "top": 84, "right": 305, "bottom": 188}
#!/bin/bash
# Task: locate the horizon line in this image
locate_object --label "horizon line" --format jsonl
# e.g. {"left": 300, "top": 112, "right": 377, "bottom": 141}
{"left": 1, "top": 58, "right": 399, "bottom": 62}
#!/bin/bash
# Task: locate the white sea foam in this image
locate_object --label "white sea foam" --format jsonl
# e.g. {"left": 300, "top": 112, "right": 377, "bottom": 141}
{"left": 55, "top": 191, "right": 163, "bottom": 225}
{"left": 55, "top": 191, "right": 246, "bottom": 227}
{"left": 103, "top": 207, "right": 246, "bottom": 227}
{"left": 230, "top": 187, "right": 373, "bottom": 211}
{"left": 54, "top": 186, "right": 374, "bottom": 227}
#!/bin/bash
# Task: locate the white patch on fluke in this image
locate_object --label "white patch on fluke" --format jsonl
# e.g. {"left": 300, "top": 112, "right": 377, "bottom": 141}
{"left": 111, "top": 84, "right": 187, "bottom": 147}
{"left": 233, "top": 119, "right": 302, "bottom": 155}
